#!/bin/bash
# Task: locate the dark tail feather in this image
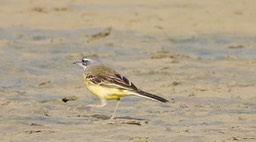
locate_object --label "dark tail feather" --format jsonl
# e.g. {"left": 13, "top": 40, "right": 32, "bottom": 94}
{"left": 135, "top": 90, "right": 168, "bottom": 103}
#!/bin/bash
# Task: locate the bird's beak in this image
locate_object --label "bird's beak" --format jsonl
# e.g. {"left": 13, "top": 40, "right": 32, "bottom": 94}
{"left": 73, "top": 60, "right": 81, "bottom": 64}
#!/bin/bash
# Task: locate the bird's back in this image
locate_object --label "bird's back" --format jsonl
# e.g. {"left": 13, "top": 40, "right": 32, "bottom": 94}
{"left": 85, "top": 65, "right": 116, "bottom": 76}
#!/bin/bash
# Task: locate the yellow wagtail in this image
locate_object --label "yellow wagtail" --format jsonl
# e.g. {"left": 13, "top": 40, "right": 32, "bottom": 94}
{"left": 74, "top": 56, "right": 168, "bottom": 119}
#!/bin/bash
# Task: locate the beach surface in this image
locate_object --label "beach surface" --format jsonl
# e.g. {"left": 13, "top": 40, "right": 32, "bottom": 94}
{"left": 0, "top": 0, "right": 255, "bottom": 141}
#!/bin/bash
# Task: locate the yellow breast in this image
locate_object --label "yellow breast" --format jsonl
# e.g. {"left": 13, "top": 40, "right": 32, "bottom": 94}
{"left": 83, "top": 75, "right": 130, "bottom": 100}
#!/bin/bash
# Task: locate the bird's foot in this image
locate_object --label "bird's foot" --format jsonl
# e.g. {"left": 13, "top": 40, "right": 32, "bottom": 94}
{"left": 86, "top": 103, "right": 106, "bottom": 108}
{"left": 76, "top": 105, "right": 91, "bottom": 111}
{"left": 75, "top": 100, "right": 107, "bottom": 111}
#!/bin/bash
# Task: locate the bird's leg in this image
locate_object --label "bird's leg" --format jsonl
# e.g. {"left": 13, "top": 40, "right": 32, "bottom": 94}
{"left": 87, "top": 99, "right": 107, "bottom": 108}
{"left": 110, "top": 98, "right": 121, "bottom": 120}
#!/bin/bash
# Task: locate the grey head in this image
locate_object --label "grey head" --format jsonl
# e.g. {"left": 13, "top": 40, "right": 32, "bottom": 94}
{"left": 73, "top": 56, "right": 103, "bottom": 70}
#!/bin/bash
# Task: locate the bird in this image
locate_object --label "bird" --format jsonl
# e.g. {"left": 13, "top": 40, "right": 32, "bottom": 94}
{"left": 73, "top": 56, "right": 168, "bottom": 119}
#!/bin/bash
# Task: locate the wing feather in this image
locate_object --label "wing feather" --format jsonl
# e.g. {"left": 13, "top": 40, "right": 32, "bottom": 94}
{"left": 86, "top": 73, "right": 138, "bottom": 91}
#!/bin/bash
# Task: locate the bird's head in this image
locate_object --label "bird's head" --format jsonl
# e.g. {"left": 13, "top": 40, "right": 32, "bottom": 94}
{"left": 73, "top": 56, "right": 102, "bottom": 70}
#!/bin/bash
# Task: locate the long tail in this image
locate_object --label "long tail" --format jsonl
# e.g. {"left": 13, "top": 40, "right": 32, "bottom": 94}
{"left": 135, "top": 90, "right": 168, "bottom": 103}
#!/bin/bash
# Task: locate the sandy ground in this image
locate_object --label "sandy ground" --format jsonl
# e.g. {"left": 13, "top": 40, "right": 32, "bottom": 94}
{"left": 0, "top": 0, "right": 256, "bottom": 142}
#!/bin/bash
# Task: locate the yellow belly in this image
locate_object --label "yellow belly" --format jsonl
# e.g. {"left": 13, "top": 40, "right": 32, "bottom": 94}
{"left": 83, "top": 77, "right": 130, "bottom": 100}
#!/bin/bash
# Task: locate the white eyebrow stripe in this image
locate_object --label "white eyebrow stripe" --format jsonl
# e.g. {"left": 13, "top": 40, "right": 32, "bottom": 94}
{"left": 82, "top": 58, "right": 91, "bottom": 61}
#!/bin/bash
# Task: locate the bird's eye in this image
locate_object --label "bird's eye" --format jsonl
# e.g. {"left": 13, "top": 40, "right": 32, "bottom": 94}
{"left": 82, "top": 60, "right": 89, "bottom": 65}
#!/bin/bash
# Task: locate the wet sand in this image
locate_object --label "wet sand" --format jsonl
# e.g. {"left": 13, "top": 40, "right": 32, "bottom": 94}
{"left": 0, "top": 0, "right": 256, "bottom": 142}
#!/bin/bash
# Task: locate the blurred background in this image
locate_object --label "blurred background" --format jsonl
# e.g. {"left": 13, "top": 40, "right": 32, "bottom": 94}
{"left": 0, "top": 0, "right": 255, "bottom": 141}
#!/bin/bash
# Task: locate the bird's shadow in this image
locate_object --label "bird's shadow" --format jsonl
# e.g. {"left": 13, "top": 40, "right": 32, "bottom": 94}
{"left": 90, "top": 114, "right": 146, "bottom": 121}
{"left": 87, "top": 114, "right": 148, "bottom": 126}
